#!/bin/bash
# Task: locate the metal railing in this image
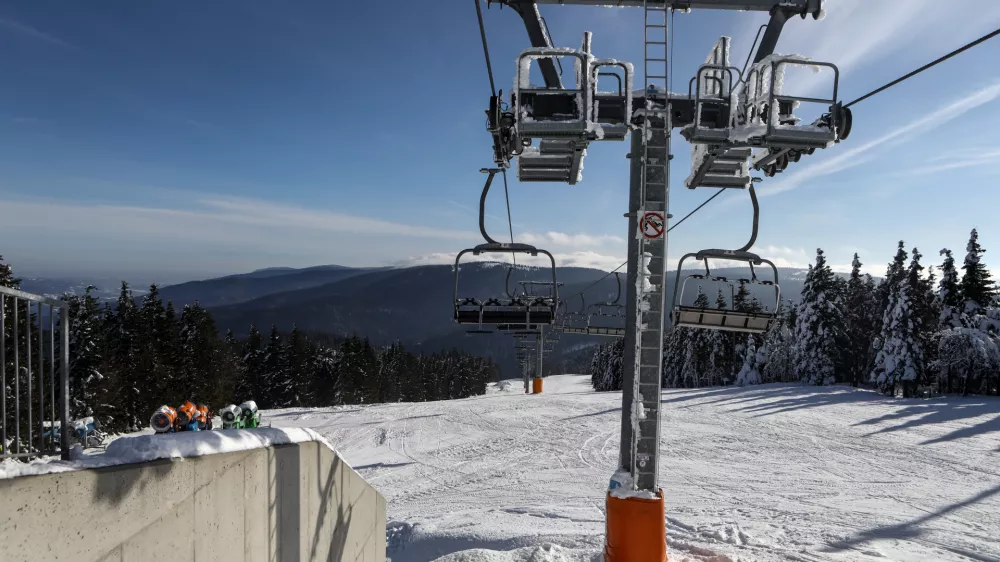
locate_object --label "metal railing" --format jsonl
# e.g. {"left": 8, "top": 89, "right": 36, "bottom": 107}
{"left": 1, "top": 285, "right": 70, "bottom": 461}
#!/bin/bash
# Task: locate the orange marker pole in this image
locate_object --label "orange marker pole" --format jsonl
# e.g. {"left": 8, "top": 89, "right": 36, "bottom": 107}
{"left": 605, "top": 489, "right": 667, "bottom": 562}
{"left": 532, "top": 377, "right": 543, "bottom": 394}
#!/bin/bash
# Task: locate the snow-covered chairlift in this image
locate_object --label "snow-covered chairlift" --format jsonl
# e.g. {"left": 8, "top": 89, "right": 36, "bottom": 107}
{"left": 741, "top": 57, "right": 844, "bottom": 151}
{"left": 680, "top": 64, "right": 743, "bottom": 146}
{"left": 514, "top": 48, "right": 594, "bottom": 140}
{"left": 680, "top": 61, "right": 755, "bottom": 189}
{"left": 513, "top": 41, "right": 634, "bottom": 185}
{"left": 590, "top": 60, "right": 634, "bottom": 141}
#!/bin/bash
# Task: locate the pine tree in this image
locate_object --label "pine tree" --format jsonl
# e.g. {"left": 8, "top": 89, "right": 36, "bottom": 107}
{"left": 600, "top": 338, "right": 625, "bottom": 391}
{"left": 260, "top": 324, "right": 291, "bottom": 408}
{"left": 102, "top": 282, "right": 143, "bottom": 431}
{"left": 285, "top": 325, "right": 312, "bottom": 406}
{"left": 137, "top": 285, "right": 172, "bottom": 412}
{"left": 708, "top": 289, "right": 734, "bottom": 386}
{"left": 871, "top": 248, "right": 926, "bottom": 396}
{"left": 792, "top": 249, "right": 846, "bottom": 385}
{"left": 937, "top": 248, "right": 963, "bottom": 329}
{"left": 844, "top": 254, "right": 879, "bottom": 386}
{"left": 761, "top": 309, "right": 793, "bottom": 383}
{"left": 236, "top": 324, "right": 265, "bottom": 402}
{"left": 680, "top": 290, "right": 712, "bottom": 388}
{"left": 960, "top": 228, "right": 996, "bottom": 313}
{"left": 312, "top": 344, "right": 342, "bottom": 405}
{"left": 735, "top": 334, "right": 762, "bottom": 386}
{"left": 377, "top": 342, "right": 406, "bottom": 403}
{"left": 661, "top": 327, "right": 688, "bottom": 388}
{"left": 62, "top": 286, "right": 107, "bottom": 419}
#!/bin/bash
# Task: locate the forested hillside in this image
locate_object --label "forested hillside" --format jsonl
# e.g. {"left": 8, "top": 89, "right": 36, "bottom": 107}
{"left": 593, "top": 229, "right": 1000, "bottom": 397}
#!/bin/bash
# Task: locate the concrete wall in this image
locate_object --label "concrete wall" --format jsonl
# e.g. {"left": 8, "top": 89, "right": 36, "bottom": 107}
{"left": 0, "top": 441, "right": 386, "bottom": 562}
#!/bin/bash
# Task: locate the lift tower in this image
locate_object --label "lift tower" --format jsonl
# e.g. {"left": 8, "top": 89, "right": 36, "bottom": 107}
{"left": 485, "top": 1, "right": 829, "bottom": 559}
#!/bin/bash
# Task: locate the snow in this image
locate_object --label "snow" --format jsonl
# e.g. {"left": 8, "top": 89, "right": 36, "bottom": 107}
{"left": 0, "top": 427, "right": 332, "bottom": 480}
{"left": 261, "top": 375, "right": 1000, "bottom": 562}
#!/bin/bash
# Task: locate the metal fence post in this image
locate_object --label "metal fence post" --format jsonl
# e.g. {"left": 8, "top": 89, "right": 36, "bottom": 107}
{"left": 60, "top": 305, "right": 70, "bottom": 460}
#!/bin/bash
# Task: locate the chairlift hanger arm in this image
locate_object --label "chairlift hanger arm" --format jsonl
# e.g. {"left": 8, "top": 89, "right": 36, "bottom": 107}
{"left": 501, "top": 1, "right": 563, "bottom": 89}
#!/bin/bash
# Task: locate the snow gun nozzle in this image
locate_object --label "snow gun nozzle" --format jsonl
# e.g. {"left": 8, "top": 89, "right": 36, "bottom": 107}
{"left": 150, "top": 405, "right": 177, "bottom": 433}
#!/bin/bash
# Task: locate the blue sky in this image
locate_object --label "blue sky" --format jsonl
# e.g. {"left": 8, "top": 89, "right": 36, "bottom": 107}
{"left": 1, "top": 0, "right": 999, "bottom": 284}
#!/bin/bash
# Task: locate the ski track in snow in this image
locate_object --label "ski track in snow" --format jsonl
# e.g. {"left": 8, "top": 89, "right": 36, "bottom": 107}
{"left": 266, "top": 376, "right": 1000, "bottom": 562}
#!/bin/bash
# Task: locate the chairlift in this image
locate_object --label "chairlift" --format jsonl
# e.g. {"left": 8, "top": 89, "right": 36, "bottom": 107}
{"left": 453, "top": 169, "right": 559, "bottom": 327}
{"left": 669, "top": 185, "right": 780, "bottom": 334}
{"left": 681, "top": 37, "right": 849, "bottom": 187}
{"left": 562, "top": 273, "right": 627, "bottom": 337}
{"left": 510, "top": 35, "right": 634, "bottom": 184}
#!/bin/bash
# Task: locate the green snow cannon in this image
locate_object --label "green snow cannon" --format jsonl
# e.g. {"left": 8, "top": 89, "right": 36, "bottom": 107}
{"left": 239, "top": 400, "right": 261, "bottom": 428}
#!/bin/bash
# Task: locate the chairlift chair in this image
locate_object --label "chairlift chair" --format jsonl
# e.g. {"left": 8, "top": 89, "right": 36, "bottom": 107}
{"left": 670, "top": 251, "right": 780, "bottom": 333}
{"left": 453, "top": 169, "right": 559, "bottom": 327}
{"left": 670, "top": 183, "right": 781, "bottom": 333}
{"left": 561, "top": 273, "right": 627, "bottom": 337}
{"left": 682, "top": 37, "right": 849, "bottom": 187}
{"left": 512, "top": 37, "right": 634, "bottom": 185}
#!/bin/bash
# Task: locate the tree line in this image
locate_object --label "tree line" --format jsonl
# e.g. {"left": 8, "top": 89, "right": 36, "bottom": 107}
{"left": 1, "top": 256, "right": 498, "bottom": 437}
{"left": 592, "top": 228, "right": 999, "bottom": 397}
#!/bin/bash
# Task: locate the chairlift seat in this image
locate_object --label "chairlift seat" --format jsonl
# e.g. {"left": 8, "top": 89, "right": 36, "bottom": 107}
{"left": 563, "top": 325, "right": 625, "bottom": 337}
{"left": 518, "top": 140, "right": 586, "bottom": 184}
{"left": 593, "top": 95, "right": 629, "bottom": 140}
{"left": 687, "top": 146, "right": 752, "bottom": 189}
{"left": 673, "top": 306, "right": 774, "bottom": 333}
{"left": 671, "top": 245, "right": 782, "bottom": 335}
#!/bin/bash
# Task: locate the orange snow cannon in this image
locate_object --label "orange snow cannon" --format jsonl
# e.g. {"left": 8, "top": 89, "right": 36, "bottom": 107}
{"left": 176, "top": 401, "right": 199, "bottom": 431}
{"left": 195, "top": 403, "right": 213, "bottom": 430}
{"left": 150, "top": 405, "right": 177, "bottom": 433}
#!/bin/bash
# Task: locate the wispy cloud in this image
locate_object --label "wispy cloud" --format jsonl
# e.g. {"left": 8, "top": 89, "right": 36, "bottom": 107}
{"left": 518, "top": 231, "right": 624, "bottom": 248}
{"left": 0, "top": 194, "right": 477, "bottom": 249}
{"left": 731, "top": 0, "right": 1000, "bottom": 97}
{"left": 0, "top": 192, "right": 632, "bottom": 276}
{"left": 394, "top": 251, "right": 625, "bottom": 272}
{"left": 759, "top": 82, "right": 1000, "bottom": 196}
{"left": 0, "top": 17, "right": 76, "bottom": 49}
{"left": 196, "top": 197, "right": 474, "bottom": 239}
{"left": 901, "top": 148, "right": 1000, "bottom": 176}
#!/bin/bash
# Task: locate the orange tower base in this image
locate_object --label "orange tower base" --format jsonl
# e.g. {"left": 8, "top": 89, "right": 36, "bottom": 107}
{"left": 532, "top": 377, "right": 543, "bottom": 394}
{"left": 605, "top": 489, "right": 667, "bottom": 562}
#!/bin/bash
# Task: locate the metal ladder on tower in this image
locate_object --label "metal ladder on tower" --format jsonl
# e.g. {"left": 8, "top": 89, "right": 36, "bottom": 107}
{"left": 630, "top": 0, "right": 670, "bottom": 492}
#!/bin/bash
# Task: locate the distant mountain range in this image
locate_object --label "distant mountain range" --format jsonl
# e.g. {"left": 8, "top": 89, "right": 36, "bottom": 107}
{"left": 18, "top": 262, "right": 815, "bottom": 377}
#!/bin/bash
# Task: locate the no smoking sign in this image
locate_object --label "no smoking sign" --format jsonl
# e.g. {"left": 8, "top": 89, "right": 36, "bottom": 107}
{"left": 638, "top": 210, "right": 665, "bottom": 239}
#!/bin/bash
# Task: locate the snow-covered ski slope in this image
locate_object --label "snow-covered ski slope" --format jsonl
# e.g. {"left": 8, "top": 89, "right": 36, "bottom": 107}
{"left": 267, "top": 375, "right": 1000, "bottom": 562}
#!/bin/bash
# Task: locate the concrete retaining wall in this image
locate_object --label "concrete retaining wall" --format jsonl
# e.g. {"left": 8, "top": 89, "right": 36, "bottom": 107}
{"left": 0, "top": 441, "right": 386, "bottom": 562}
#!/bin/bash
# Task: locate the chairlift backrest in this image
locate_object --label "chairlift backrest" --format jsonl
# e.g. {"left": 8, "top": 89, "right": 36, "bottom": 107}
{"left": 515, "top": 48, "right": 593, "bottom": 140}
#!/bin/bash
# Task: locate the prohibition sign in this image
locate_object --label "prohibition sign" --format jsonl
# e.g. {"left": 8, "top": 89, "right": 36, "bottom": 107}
{"left": 640, "top": 211, "right": 665, "bottom": 239}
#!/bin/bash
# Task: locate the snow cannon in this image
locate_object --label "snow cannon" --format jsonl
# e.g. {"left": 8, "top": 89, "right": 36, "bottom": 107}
{"left": 239, "top": 400, "right": 261, "bottom": 428}
{"left": 195, "top": 403, "right": 213, "bottom": 430}
{"left": 175, "top": 401, "right": 200, "bottom": 431}
{"left": 220, "top": 404, "right": 243, "bottom": 429}
{"left": 150, "top": 405, "right": 177, "bottom": 433}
